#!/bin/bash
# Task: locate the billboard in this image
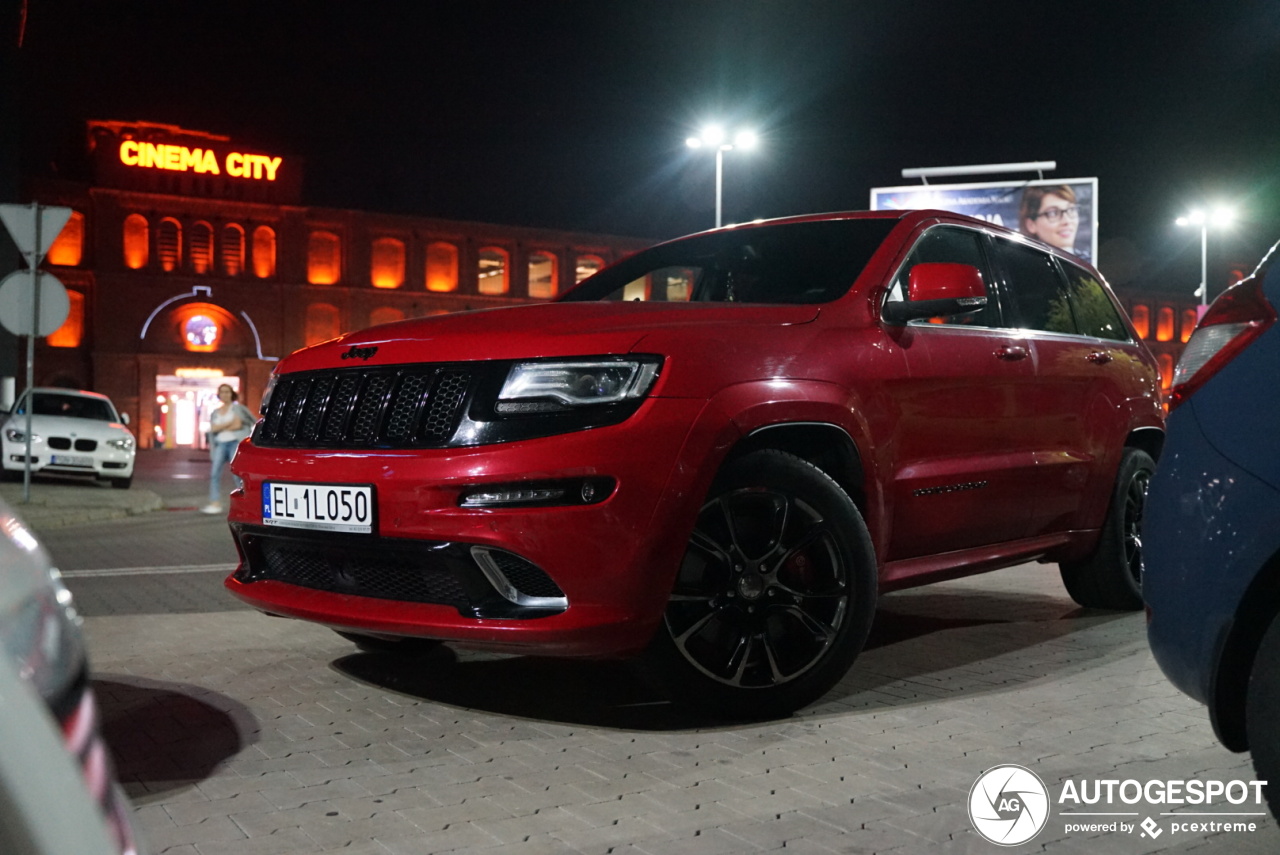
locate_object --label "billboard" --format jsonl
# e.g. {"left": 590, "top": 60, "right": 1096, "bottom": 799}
{"left": 870, "top": 177, "right": 1098, "bottom": 264}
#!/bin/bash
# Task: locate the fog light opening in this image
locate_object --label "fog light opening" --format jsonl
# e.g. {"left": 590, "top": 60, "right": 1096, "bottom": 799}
{"left": 459, "top": 477, "right": 614, "bottom": 508}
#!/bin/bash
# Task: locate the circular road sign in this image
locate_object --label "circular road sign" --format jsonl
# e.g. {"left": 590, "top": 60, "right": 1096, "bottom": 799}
{"left": 0, "top": 269, "right": 71, "bottom": 337}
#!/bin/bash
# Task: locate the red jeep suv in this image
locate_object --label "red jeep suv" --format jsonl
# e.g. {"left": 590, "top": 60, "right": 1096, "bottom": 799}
{"left": 225, "top": 210, "right": 1163, "bottom": 717}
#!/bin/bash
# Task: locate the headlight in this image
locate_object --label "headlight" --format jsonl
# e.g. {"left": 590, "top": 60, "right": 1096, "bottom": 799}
{"left": 4, "top": 429, "right": 40, "bottom": 443}
{"left": 496, "top": 358, "right": 660, "bottom": 414}
{"left": 260, "top": 373, "right": 280, "bottom": 414}
{"left": 1, "top": 577, "right": 86, "bottom": 707}
{"left": 0, "top": 520, "right": 86, "bottom": 707}
{"left": 106, "top": 436, "right": 135, "bottom": 452}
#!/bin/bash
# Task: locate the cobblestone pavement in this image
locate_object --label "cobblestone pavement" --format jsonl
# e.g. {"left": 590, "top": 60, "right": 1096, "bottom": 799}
{"left": 65, "top": 561, "right": 1278, "bottom": 855}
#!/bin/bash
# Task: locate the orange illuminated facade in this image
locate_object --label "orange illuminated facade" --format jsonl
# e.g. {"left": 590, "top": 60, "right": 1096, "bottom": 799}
{"left": 21, "top": 120, "right": 650, "bottom": 449}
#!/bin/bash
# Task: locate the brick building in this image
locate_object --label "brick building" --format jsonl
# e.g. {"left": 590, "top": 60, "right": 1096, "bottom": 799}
{"left": 20, "top": 121, "right": 651, "bottom": 449}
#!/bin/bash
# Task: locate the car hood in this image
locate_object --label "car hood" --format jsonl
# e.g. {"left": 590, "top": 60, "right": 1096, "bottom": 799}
{"left": 280, "top": 301, "right": 822, "bottom": 371}
{"left": 2, "top": 414, "right": 133, "bottom": 440}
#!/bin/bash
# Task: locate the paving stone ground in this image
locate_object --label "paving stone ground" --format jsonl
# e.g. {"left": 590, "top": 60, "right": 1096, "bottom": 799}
{"left": 70, "top": 562, "right": 1280, "bottom": 855}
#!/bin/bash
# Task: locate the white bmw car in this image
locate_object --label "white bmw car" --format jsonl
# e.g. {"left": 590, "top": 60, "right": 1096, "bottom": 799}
{"left": 1, "top": 389, "right": 136, "bottom": 489}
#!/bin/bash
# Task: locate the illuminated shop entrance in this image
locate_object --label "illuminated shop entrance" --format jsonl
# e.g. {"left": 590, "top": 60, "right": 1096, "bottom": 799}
{"left": 154, "top": 372, "right": 239, "bottom": 449}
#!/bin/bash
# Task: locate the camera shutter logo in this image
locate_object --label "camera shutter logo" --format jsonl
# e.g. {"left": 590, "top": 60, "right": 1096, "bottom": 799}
{"left": 968, "top": 765, "right": 1051, "bottom": 846}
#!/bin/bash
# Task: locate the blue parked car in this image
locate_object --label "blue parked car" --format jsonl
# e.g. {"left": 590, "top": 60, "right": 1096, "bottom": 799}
{"left": 1145, "top": 239, "right": 1280, "bottom": 816}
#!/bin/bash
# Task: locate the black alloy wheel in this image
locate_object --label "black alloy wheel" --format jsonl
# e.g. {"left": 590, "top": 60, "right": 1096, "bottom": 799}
{"left": 649, "top": 450, "right": 876, "bottom": 718}
{"left": 1060, "top": 447, "right": 1155, "bottom": 610}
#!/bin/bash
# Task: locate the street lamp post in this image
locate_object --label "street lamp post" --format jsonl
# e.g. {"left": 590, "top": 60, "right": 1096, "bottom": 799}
{"left": 686, "top": 125, "right": 757, "bottom": 228}
{"left": 1176, "top": 207, "right": 1235, "bottom": 307}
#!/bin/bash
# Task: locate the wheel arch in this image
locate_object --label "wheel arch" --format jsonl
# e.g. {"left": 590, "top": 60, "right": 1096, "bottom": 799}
{"left": 1125, "top": 426, "right": 1165, "bottom": 463}
{"left": 731, "top": 422, "right": 867, "bottom": 513}
{"left": 1210, "top": 547, "right": 1280, "bottom": 751}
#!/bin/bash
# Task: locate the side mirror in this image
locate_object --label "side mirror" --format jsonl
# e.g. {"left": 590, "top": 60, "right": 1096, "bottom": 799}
{"left": 883, "top": 262, "right": 989, "bottom": 324}
{"left": 120, "top": 412, "right": 130, "bottom": 425}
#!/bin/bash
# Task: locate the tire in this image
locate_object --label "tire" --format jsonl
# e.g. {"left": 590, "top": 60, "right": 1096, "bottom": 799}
{"left": 1059, "top": 448, "right": 1154, "bottom": 610}
{"left": 334, "top": 630, "right": 442, "bottom": 655}
{"left": 646, "top": 450, "right": 877, "bottom": 719}
{"left": 110, "top": 476, "right": 132, "bottom": 490}
{"left": 1247, "top": 612, "right": 1280, "bottom": 819}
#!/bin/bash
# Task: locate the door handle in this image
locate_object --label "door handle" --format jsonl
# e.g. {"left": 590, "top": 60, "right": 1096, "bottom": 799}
{"left": 996, "top": 345, "right": 1029, "bottom": 361}
{"left": 1087, "top": 350, "right": 1113, "bottom": 364}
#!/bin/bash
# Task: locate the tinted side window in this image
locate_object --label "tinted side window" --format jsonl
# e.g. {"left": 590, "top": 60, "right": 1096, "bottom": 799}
{"left": 1061, "top": 264, "right": 1130, "bottom": 341}
{"left": 885, "top": 226, "right": 1003, "bottom": 327}
{"left": 990, "top": 238, "right": 1075, "bottom": 334}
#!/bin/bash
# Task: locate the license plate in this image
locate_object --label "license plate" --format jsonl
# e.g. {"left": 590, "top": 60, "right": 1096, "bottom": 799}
{"left": 50, "top": 454, "right": 93, "bottom": 467}
{"left": 262, "top": 482, "right": 374, "bottom": 534}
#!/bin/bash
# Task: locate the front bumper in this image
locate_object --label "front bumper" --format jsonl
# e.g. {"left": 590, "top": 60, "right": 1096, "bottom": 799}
{"left": 1, "top": 440, "right": 135, "bottom": 479}
{"left": 1144, "top": 403, "right": 1280, "bottom": 704}
{"left": 225, "top": 396, "right": 714, "bottom": 658}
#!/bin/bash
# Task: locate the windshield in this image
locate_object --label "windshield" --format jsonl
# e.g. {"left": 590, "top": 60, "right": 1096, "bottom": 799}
{"left": 17, "top": 393, "right": 117, "bottom": 422}
{"left": 562, "top": 218, "right": 898, "bottom": 304}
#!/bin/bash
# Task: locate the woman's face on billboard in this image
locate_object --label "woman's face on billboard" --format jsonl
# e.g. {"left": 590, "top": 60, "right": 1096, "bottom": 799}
{"left": 1024, "top": 192, "right": 1079, "bottom": 251}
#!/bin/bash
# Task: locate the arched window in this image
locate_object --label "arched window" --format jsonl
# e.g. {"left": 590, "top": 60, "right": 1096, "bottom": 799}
{"left": 370, "top": 237, "right": 405, "bottom": 289}
{"left": 575, "top": 255, "right": 604, "bottom": 283}
{"left": 47, "top": 211, "right": 84, "bottom": 267}
{"left": 426, "top": 241, "right": 459, "bottom": 292}
{"left": 221, "top": 224, "right": 245, "bottom": 275}
{"left": 47, "top": 291, "right": 85, "bottom": 348}
{"left": 123, "top": 214, "right": 149, "bottom": 269}
{"left": 477, "top": 247, "right": 509, "bottom": 295}
{"left": 1130, "top": 304, "right": 1150, "bottom": 340}
{"left": 528, "top": 251, "right": 558, "bottom": 299}
{"left": 156, "top": 218, "right": 182, "bottom": 272}
{"left": 307, "top": 231, "right": 342, "bottom": 285}
{"left": 190, "top": 221, "right": 213, "bottom": 274}
{"left": 369, "top": 307, "right": 405, "bottom": 327}
{"left": 252, "top": 226, "right": 276, "bottom": 278}
{"left": 1158, "top": 353, "right": 1174, "bottom": 390}
{"left": 305, "top": 303, "right": 341, "bottom": 346}
{"left": 1155, "top": 306, "right": 1175, "bottom": 342}
{"left": 1181, "top": 308, "right": 1198, "bottom": 343}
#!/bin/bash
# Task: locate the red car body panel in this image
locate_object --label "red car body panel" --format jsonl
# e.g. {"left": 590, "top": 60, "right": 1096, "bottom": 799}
{"left": 226, "top": 209, "right": 1162, "bottom": 658}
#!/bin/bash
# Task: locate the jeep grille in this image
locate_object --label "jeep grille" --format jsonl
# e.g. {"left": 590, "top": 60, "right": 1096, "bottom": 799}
{"left": 254, "top": 366, "right": 472, "bottom": 449}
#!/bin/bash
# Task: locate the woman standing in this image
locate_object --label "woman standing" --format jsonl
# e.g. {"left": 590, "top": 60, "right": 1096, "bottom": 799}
{"left": 202, "top": 384, "right": 255, "bottom": 514}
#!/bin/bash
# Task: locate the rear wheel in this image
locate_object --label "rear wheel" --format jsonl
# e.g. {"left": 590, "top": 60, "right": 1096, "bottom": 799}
{"left": 647, "top": 450, "right": 877, "bottom": 719}
{"left": 1060, "top": 448, "right": 1154, "bottom": 610}
{"left": 1247, "top": 612, "right": 1280, "bottom": 818}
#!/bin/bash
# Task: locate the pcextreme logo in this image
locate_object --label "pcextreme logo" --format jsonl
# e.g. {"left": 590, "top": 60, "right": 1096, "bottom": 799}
{"left": 968, "top": 764, "right": 1269, "bottom": 847}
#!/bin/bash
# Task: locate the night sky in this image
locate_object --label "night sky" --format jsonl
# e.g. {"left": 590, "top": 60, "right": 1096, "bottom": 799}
{"left": 12, "top": 0, "right": 1280, "bottom": 291}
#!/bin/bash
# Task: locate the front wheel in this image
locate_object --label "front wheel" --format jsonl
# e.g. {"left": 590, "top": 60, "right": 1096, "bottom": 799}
{"left": 646, "top": 450, "right": 877, "bottom": 719}
{"left": 110, "top": 476, "right": 132, "bottom": 490}
{"left": 1060, "top": 448, "right": 1154, "bottom": 610}
{"left": 1247, "top": 612, "right": 1280, "bottom": 818}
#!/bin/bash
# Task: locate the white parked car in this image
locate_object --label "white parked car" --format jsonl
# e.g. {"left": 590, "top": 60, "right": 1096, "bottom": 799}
{"left": 0, "top": 497, "right": 141, "bottom": 854}
{"left": 1, "top": 389, "right": 136, "bottom": 489}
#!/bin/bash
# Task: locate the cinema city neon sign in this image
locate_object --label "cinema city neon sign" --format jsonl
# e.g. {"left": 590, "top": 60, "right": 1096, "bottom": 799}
{"left": 118, "top": 140, "right": 283, "bottom": 181}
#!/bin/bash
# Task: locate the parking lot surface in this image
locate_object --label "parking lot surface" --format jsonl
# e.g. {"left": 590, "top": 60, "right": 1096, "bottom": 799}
{"left": 64, "top": 553, "right": 1278, "bottom": 854}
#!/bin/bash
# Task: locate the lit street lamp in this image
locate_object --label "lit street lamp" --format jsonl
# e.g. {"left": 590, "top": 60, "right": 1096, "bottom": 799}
{"left": 686, "top": 125, "right": 757, "bottom": 228}
{"left": 1176, "top": 206, "right": 1235, "bottom": 307}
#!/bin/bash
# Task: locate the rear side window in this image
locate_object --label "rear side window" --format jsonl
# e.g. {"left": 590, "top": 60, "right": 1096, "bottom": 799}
{"left": 992, "top": 237, "right": 1131, "bottom": 341}
{"left": 990, "top": 238, "right": 1076, "bottom": 334}
{"left": 885, "top": 226, "right": 1003, "bottom": 327}
{"left": 1060, "top": 263, "right": 1130, "bottom": 341}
